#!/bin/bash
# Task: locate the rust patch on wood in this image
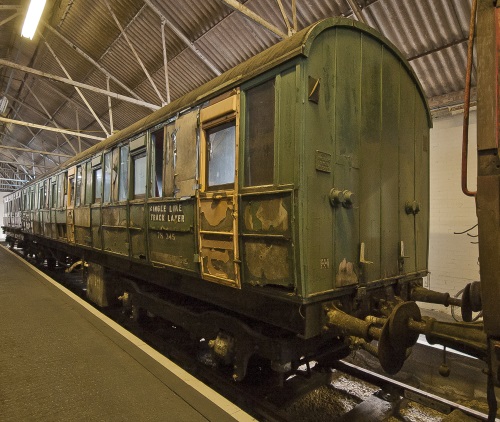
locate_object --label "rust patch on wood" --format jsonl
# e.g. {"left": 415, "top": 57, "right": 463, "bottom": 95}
{"left": 245, "top": 242, "right": 289, "bottom": 285}
{"left": 200, "top": 199, "right": 232, "bottom": 228}
{"left": 244, "top": 198, "right": 289, "bottom": 231}
{"left": 336, "top": 258, "right": 358, "bottom": 286}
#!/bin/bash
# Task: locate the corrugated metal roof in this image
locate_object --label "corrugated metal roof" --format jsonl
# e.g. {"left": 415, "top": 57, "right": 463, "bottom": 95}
{"left": 0, "top": 0, "right": 476, "bottom": 187}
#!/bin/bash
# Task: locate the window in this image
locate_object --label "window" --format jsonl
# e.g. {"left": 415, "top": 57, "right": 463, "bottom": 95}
{"left": 44, "top": 180, "right": 49, "bottom": 209}
{"left": 75, "top": 166, "right": 82, "bottom": 206}
{"left": 64, "top": 175, "right": 68, "bottom": 206}
{"left": 85, "top": 162, "right": 92, "bottom": 205}
{"left": 244, "top": 79, "right": 275, "bottom": 186}
{"left": 58, "top": 173, "right": 67, "bottom": 207}
{"left": 51, "top": 180, "right": 57, "bottom": 208}
{"left": 103, "top": 152, "right": 112, "bottom": 203}
{"left": 133, "top": 151, "right": 147, "bottom": 198}
{"left": 93, "top": 167, "right": 102, "bottom": 203}
{"left": 206, "top": 121, "right": 236, "bottom": 189}
{"left": 119, "top": 145, "right": 129, "bottom": 201}
{"left": 39, "top": 186, "right": 44, "bottom": 210}
{"left": 151, "top": 127, "right": 165, "bottom": 197}
{"left": 112, "top": 148, "right": 119, "bottom": 202}
{"left": 69, "top": 176, "right": 75, "bottom": 206}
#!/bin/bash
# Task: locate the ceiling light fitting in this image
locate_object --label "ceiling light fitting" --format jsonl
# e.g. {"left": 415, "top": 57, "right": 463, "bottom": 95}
{"left": 21, "top": 0, "right": 46, "bottom": 40}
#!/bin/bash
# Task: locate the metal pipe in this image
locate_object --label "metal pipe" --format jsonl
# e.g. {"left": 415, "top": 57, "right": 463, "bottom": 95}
{"left": 75, "top": 107, "right": 81, "bottom": 153}
{"left": 0, "top": 59, "right": 161, "bottom": 111}
{"left": 0, "top": 116, "right": 105, "bottom": 141}
{"left": 462, "top": 0, "right": 478, "bottom": 197}
{"left": 161, "top": 19, "right": 171, "bottom": 104}
{"left": 107, "top": 76, "right": 114, "bottom": 134}
{"left": 411, "top": 286, "right": 462, "bottom": 307}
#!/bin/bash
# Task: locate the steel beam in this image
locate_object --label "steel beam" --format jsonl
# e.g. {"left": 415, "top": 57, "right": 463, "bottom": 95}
{"left": 0, "top": 116, "right": 105, "bottom": 141}
{"left": 275, "top": 0, "right": 292, "bottom": 36}
{"left": 0, "top": 145, "right": 72, "bottom": 158}
{"left": 144, "top": 0, "right": 222, "bottom": 76}
{"left": 24, "top": 84, "right": 78, "bottom": 154}
{"left": 42, "top": 37, "right": 110, "bottom": 137}
{"left": 0, "top": 160, "right": 53, "bottom": 170}
{"left": 0, "top": 59, "right": 161, "bottom": 110}
{"left": 42, "top": 21, "right": 145, "bottom": 102}
{"left": 345, "top": 0, "right": 366, "bottom": 23}
{"left": 0, "top": 11, "right": 20, "bottom": 28}
{"left": 104, "top": 0, "right": 165, "bottom": 104}
{"left": 219, "top": 0, "right": 288, "bottom": 39}
{"left": 0, "top": 177, "right": 29, "bottom": 183}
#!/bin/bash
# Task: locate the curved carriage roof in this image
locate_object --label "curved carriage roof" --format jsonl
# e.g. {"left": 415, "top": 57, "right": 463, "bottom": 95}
{"left": 27, "top": 17, "right": 431, "bottom": 184}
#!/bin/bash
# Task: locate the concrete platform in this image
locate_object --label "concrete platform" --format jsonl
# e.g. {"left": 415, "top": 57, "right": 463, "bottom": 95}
{"left": 0, "top": 245, "right": 255, "bottom": 422}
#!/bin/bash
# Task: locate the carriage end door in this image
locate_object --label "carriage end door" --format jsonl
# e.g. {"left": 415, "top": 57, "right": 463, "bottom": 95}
{"left": 198, "top": 92, "right": 240, "bottom": 288}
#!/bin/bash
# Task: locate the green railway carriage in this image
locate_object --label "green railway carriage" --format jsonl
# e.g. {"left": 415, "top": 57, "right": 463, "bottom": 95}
{"left": 3, "top": 18, "right": 431, "bottom": 378}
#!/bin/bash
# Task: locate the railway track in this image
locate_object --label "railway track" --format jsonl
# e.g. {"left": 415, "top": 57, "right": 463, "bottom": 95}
{"left": 11, "top": 247, "right": 494, "bottom": 421}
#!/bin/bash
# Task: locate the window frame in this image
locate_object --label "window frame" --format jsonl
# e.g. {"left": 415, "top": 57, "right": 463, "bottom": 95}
{"left": 203, "top": 118, "right": 237, "bottom": 191}
{"left": 93, "top": 166, "right": 103, "bottom": 204}
{"left": 131, "top": 148, "right": 147, "bottom": 199}
{"left": 242, "top": 78, "right": 277, "bottom": 188}
{"left": 118, "top": 144, "right": 129, "bottom": 202}
{"left": 103, "top": 151, "right": 112, "bottom": 204}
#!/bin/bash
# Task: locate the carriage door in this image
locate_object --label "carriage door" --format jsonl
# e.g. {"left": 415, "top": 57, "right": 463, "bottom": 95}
{"left": 67, "top": 166, "right": 76, "bottom": 243}
{"left": 198, "top": 92, "right": 240, "bottom": 288}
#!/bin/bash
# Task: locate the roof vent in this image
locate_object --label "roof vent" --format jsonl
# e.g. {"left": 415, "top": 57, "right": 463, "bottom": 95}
{"left": 0, "top": 96, "right": 8, "bottom": 115}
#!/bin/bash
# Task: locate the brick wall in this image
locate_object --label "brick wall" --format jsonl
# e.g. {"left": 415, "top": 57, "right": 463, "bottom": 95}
{"left": 426, "top": 111, "right": 479, "bottom": 312}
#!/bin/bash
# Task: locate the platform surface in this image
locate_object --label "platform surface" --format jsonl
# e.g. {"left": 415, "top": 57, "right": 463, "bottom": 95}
{"left": 0, "top": 245, "right": 254, "bottom": 421}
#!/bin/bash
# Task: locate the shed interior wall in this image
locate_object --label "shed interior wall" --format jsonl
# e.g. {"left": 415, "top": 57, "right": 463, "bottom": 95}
{"left": 427, "top": 111, "right": 478, "bottom": 312}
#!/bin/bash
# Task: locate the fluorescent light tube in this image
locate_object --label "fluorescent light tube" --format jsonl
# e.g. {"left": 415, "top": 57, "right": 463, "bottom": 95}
{"left": 21, "top": 0, "right": 47, "bottom": 40}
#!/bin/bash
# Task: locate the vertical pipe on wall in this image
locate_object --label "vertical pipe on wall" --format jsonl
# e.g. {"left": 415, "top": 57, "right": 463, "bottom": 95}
{"left": 107, "top": 76, "right": 114, "bottom": 134}
{"left": 161, "top": 19, "right": 171, "bottom": 105}
{"left": 462, "top": 0, "right": 478, "bottom": 197}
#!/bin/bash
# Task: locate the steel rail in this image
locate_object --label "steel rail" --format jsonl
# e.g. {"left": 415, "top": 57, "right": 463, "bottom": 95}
{"left": 332, "top": 360, "right": 489, "bottom": 421}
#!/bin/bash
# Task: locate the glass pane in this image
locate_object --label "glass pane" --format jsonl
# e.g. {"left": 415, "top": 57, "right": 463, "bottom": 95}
{"left": 51, "top": 182, "right": 57, "bottom": 207}
{"left": 75, "top": 166, "right": 82, "bottom": 206}
{"left": 244, "top": 80, "right": 275, "bottom": 186}
{"left": 69, "top": 177, "right": 75, "bottom": 206}
{"left": 133, "top": 153, "right": 147, "bottom": 197}
{"left": 85, "top": 162, "right": 92, "bottom": 205}
{"left": 44, "top": 181, "right": 49, "bottom": 208}
{"left": 119, "top": 145, "right": 129, "bottom": 201}
{"left": 151, "top": 128, "right": 164, "bottom": 197}
{"left": 58, "top": 174, "right": 63, "bottom": 207}
{"left": 112, "top": 149, "right": 119, "bottom": 202}
{"left": 207, "top": 121, "right": 235, "bottom": 188}
{"left": 94, "top": 168, "right": 102, "bottom": 202}
{"left": 62, "top": 174, "right": 68, "bottom": 206}
{"left": 103, "top": 152, "right": 111, "bottom": 203}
